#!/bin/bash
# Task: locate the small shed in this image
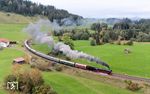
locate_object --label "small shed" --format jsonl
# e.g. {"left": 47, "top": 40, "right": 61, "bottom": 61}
{"left": 13, "top": 57, "right": 25, "bottom": 64}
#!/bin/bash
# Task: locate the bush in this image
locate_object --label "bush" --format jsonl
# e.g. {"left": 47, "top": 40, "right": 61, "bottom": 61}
{"left": 31, "top": 60, "right": 52, "bottom": 71}
{"left": 54, "top": 65, "right": 63, "bottom": 71}
{"left": 136, "top": 32, "right": 150, "bottom": 42}
{"left": 65, "top": 57, "right": 71, "bottom": 61}
{"left": 29, "top": 69, "right": 44, "bottom": 86}
{"left": 116, "top": 40, "right": 121, "bottom": 45}
{"left": 90, "top": 39, "right": 97, "bottom": 46}
{"left": 6, "top": 13, "right": 10, "bottom": 16}
{"left": 4, "top": 66, "right": 56, "bottom": 94}
{"left": 71, "top": 30, "right": 90, "bottom": 40}
{"left": 4, "top": 74, "right": 17, "bottom": 92}
{"left": 124, "top": 48, "right": 132, "bottom": 54}
{"left": 17, "top": 69, "right": 44, "bottom": 93}
{"left": 33, "top": 85, "right": 57, "bottom": 94}
{"left": 4, "top": 75, "right": 17, "bottom": 86}
{"left": 64, "top": 40, "right": 74, "bottom": 50}
{"left": 58, "top": 36, "right": 63, "bottom": 41}
{"left": 80, "top": 32, "right": 90, "bottom": 40}
{"left": 63, "top": 33, "right": 74, "bottom": 49}
{"left": 125, "top": 80, "right": 142, "bottom": 91}
{"left": 103, "top": 32, "right": 110, "bottom": 43}
{"left": 124, "top": 40, "right": 133, "bottom": 46}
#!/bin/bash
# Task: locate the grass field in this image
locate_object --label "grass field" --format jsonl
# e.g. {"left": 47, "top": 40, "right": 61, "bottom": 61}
{"left": 32, "top": 44, "right": 51, "bottom": 54}
{"left": 0, "top": 15, "right": 150, "bottom": 94}
{"left": 73, "top": 41, "right": 150, "bottom": 78}
{"left": 0, "top": 48, "right": 25, "bottom": 94}
{"left": 0, "top": 12, "right": 39, "bottom": 24}
{"left": 32, "top": 40, "right": 150, "bottom": 78}
{"left": 0, "top": 24, "right": 28, "bottom": 41}
{"left": 43, "top": 72, "right": 138, "bottom": 94}
{"left": 0, "top": 23, "right": 28, "bottom": 93}
{"left": 0, "top": 48, "right": 139, "bottom": 94}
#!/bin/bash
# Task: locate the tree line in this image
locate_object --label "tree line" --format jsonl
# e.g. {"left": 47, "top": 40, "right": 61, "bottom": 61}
{"left": 0, "top": 0, "right": 82, "bottom": 22}
{"left": 90, "top": 19, "right": 150, "bottom": 45}
{"left": 55, "top": 18, "right": 150, "bottom": 48}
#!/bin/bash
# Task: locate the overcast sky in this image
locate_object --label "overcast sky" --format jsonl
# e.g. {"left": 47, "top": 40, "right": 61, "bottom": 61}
{"left": 30, "top": 0, "right": 150, "bottom": 18}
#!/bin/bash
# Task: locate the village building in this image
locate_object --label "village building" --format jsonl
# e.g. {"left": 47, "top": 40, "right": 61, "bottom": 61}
{"left": 0, "top": 38, "right": 10, "bottom": 48}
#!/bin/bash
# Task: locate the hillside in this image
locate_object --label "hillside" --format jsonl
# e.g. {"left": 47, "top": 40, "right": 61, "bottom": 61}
{"left": 0, "top": 47, "right": 141, "bottom": 94}
{"left": 0, "top": 0, "right": 82, "bottom": 23}
{"left": 0, "top": 16, "right": 149, "bottom": 94}
{"left": 0, "top": 12, "right": 42, "bottom": 24}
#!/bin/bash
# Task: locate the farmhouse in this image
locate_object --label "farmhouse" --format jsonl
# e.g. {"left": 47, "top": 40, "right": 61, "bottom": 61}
{"left": 0, "top": 38, "right": 10, "bottom": 47}
{"left": 13, "top": 57, "right": 25, "bottom": 64}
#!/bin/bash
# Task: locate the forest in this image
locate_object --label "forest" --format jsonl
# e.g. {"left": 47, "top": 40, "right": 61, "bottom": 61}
{"left": 54, "top": 18, "right": 150, "bottom": 48}
{"left": 0, "top": 0, "right": 82, "bottom": 22}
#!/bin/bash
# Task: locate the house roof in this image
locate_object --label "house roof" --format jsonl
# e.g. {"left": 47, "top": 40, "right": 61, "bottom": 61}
{"left": 13, "top": 57, "right": 25, "bottom": 62}
{"left": 0, "top": 38, "right": 9, "bottom": 43}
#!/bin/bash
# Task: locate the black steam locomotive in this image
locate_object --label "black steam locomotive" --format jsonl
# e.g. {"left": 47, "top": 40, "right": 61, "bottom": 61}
{"left": 24, "top": 40, "right": 112, "bottom": 75}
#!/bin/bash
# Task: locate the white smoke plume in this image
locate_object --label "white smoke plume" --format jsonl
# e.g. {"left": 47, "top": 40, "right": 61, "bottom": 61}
{"left": 23, "top": 19, "right": 57, "bottom": 47}
{"left": 54, "top": 42, "right": 110, "bottom": 69}
{"left": 23, "top": 19, "right": 110, "bottom": 69}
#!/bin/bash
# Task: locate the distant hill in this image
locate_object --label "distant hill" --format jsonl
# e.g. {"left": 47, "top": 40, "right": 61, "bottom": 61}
{"left": 81, "top": 18, "right": 121, "bottom": 26}
{"left": 84, "top": 18, "right": 141, "bottom": 26}
{"left": 106, "top": 18, "right": 122, "bottom": 25}
{"left": 0, "top": 0, "right": 82, "bottom": 23}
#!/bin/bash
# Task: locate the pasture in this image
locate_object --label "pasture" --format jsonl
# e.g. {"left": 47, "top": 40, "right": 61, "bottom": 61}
{"left": 0, "top": 48, "right": 25, "bottom": 94}
{"left": 73, "top": 41, "right": 150, "bottom": 78}
{"left": 0, "top": 48, "right": 137, "bottom": 94}
{"left": 0, "top": 23, "right": 149, "bottom": 94}
{"left": 0, "top": 24, "right": 27, "bottom": 41}
{"left": 31, "top": 39, "right": 150, "bottom": 78}
{"left": 43, "top": 72, "right": 137, "bottom": 94}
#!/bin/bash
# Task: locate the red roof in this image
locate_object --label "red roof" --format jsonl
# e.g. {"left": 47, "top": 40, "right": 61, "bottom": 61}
{"left": 0, "top": 38, "right": 9, "bottom": 43}
{"left": 13, "top": 57, "right": 25, "bottom": 62}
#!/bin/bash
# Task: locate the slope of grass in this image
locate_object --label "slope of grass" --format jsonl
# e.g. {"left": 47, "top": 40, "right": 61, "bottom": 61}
{"left": 43, "top": 72, "right": 137, "bottom": 94}
{"left": 0, "top": 22, "right": 149, "bottom": 94}
{"left": 0, "top": 24, "right": 28, "bottom": 41}
{"left": 0, "top": 47, "right": 140, "bottom": 94}
{"left": 31, "top": 44, "right": 51, "bottom": 54}
{"left": 0, "top": 21, "right": 29, "bottom": 93}
{"left": 31, "top": 40, "right": 150, "bottom": 78}
{"left": 0, "top": 48, "right": 25, "bottom": 94}
{"left": 73, "top": 40, "right": 150, "bottom": 78}
{"left": 0, "top": 11, "right": 39, "bottom": 24}
{"left": 0, "top": 44, "right": 139, "bottom": 94}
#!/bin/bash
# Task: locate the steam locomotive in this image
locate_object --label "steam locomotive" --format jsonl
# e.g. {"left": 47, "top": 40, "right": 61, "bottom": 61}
{"left": 24, "top": 40, "right": 112, "bottom": 75}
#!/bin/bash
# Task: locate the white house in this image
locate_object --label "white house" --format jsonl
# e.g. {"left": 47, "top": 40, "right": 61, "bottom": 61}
{"left": 0, "top": 38, "right": 10, "bottom": 48}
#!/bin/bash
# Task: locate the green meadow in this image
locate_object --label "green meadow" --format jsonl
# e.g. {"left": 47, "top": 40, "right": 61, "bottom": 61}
{"left": 32, "top": 40, "right": 150, "bottom": 78}
{"left": 0, "top": 24, "right": 27, "bottom": 41}
{"left": 0, "top": 48, "right": 137, "bottom": 94}
{"left": 0, "top": 48, "right": 25, "bottom": 94}
{"left": 73, "top": 41, "right": 150, "bottom": 78}
{"left": 0, "top": 22, "right": 149, "bottom": 94}
{"left": 43, "top": 72, "right": 137, "bottom": 94}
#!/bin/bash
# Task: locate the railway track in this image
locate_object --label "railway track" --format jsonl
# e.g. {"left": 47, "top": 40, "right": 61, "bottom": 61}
{"left": 111, "top": 73, "right": 150, "bottom": 83}
{"left": 24, "top": 40, "right": 150, "bottom": 83}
